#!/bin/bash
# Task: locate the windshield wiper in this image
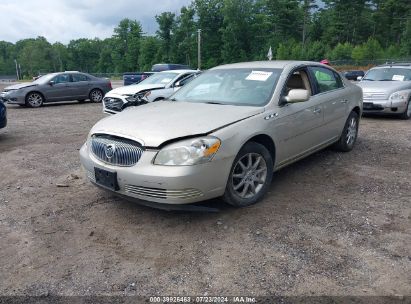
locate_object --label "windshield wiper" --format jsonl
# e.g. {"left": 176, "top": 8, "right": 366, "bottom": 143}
{"left": 362, "top": 78, "right": 374, "bottom": 81}
{"left": 204, "top": 101, "right": 224, "bottom": 105}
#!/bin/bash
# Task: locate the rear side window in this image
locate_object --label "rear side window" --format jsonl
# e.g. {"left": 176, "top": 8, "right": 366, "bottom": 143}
{"left": 72, "top": 74, "right": 89, "bottom": 82}
{"left": 311, "top": 67, "right": 342, "bottom": 93}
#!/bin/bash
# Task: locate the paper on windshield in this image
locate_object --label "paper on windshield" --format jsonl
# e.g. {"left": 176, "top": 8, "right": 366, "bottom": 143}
{"left": 246, "top": 71, "right": 272, "bottom": 82}
{"left": 392, "top": 75, "right": 405, "bottom": 81}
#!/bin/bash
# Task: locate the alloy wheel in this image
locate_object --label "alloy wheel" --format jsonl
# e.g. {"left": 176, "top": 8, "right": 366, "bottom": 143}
{"left": 90, "top": 90, "right": 103, "bottom": 102}
{"left": 346, "top": 116, "right": 357, "bottom": 146}
{"left": 231, "top": 153, "right": 267, "bottom": 199}
{"left": 27, "top": 93, "right": 43, "bottom": 107}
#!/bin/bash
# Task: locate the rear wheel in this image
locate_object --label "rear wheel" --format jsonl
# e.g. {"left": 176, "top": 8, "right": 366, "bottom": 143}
{"left": 25, "top": 92, "right": 44, "bottom": 108}
{"left": 333, "top": 111, "right": 359, "bottom": 152}
{"left": 399, "top": 99, "right": 411, "bottom": 120}
{"left": 89, "top": 89, "right": 103, "bottom": 103}
{"left": 223, "top": 142, "right": 273, "bottom": 207}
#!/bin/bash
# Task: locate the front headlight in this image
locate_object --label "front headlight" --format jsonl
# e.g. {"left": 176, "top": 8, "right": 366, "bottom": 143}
{"left": 389, "top": 91, "right": 409, "bottom": 102}
{"left": 154, "top": 136, "right": 221, "bottom": 166}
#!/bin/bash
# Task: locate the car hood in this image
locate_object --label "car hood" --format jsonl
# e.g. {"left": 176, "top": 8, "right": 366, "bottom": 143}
{"left": 357, "top": 81, "right": 411, "bottom": 93}
{"left": 107, "top": 83, "right": 165, "bottom": 96}
{"left": 91, "top": 101, "right": 264, "bottom": 147}
{"left": 4, "top": 83, "right": 36, "bottom": 91}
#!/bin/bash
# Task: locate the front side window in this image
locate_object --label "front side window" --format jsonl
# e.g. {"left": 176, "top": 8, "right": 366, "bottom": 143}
{"left": 311, "top": 67, "right": 341, "bottom": 93}
{"left": 53, "top": 74, "right": 71, "bottom": 84}
{"left": 363, "top": 68, "right": 411, "bottom": 81}
{"left": 171, "top": 68, "right": 282, "bottom": 107}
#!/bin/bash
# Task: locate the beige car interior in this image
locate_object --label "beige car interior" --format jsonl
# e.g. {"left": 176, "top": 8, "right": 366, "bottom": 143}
{"left": 286, "top": 70, "right": 312, "bottom": 97}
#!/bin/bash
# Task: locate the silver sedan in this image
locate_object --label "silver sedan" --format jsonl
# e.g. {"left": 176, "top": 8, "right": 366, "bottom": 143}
{"left": 0, "top": 72, "right": 112, "bottom": 107}
{"left": 80, "top": 61, "right": 362, "bottom": 208}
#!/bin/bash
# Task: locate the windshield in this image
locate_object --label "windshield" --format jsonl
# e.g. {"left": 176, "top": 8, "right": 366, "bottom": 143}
{"left": 170, "top": 68, "right": 282, "bottom": 106}
{"left": 363, "top": 67, "right": 411, "bottom": 81}
{"left": 136, "top": 72, "right": 178, "bottom": 85}
{"left": 32, "top": 74, "right": 56, "bottom": 84}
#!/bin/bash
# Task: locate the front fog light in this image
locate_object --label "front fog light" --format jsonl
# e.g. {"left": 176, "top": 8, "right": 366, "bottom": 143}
{"left": 154, "top": 137, "right": 221, "bottom": 166}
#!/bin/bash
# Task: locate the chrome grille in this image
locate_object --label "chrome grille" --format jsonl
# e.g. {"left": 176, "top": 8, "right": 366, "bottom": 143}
{"left": 363, "top": 92, "right": 387, "bottom": 100}
{"left": 91, "top": 135, "right": 143, "bottom": 166}
{"left": 124, "top": 185, "right": 203, "bottom": 200}
{"left": 103, "top": 97, "right": 124, "bottom": 112}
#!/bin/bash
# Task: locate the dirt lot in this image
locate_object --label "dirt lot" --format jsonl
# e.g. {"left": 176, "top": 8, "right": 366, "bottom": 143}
{"left": 0, "top": 96, "right": 410, "bottom": 297}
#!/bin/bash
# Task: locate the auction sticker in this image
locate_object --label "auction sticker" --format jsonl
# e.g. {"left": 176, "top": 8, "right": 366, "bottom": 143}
{"left": 246, "top": 71, "right": 272, "bottom": 81}
{"left": 392, "top": 74, "right": 405, "bottom": 81}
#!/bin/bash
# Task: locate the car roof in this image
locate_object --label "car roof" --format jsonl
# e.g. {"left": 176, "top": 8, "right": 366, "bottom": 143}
{"left": 211, "top": 60, "right": 324, "bottom": 70}
{"left": 375, "top": 63, "right": 411, "bottom": 68}
{"left": 158, "top": 69, "right": 197, "bottom": 74}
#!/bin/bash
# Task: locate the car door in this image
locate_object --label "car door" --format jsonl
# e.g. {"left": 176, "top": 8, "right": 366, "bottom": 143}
{"left": 309, "top": 66, "right": 349, "bottom": 141}
{"left": 271, "top": 67, "right": 327, "bottom": 167}
{"left": 71, "top": 73, "right": 91, "bottom": 99}
{"left": 42, "top": 73, "right": 72, "bottom": 101}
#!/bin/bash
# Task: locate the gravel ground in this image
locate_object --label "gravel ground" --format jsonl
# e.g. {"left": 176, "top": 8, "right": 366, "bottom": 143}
{"left": 0, "top": 97, "right": 410, "bottom": 297}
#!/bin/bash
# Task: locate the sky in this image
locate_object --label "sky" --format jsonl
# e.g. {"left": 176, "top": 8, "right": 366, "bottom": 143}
{"left": 0, "top": 0, "right": 192, "bottom": 44}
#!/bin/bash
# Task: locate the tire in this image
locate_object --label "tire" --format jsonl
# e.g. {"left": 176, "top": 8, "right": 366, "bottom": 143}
{"left": 89, "top": 89, "right": 103, "bottom": 103}
{"left": 333, "top": 111, "right": 359, "bottom": 152}
{"left": 25, "top": 92, "right": 44, "bottom": 108}
{"left": 399, "top": 99, "right": 411, "bottom": 120}
{"left": 223, "top": 142, "right": 273, "bottom": 207}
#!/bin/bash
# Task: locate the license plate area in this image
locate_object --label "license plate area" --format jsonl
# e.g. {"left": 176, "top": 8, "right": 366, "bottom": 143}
{"left": 94, "top": 168, "right": 119, "bottom": 191}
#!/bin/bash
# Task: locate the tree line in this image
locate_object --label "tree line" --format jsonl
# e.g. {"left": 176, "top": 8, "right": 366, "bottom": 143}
{"left": 0, "top": 0, "right": 410, "bottom": 78}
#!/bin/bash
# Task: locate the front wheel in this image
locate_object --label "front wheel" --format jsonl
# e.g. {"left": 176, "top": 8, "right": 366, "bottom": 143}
{"left": 399, "top": 99, "right": 411, "bottom": 120}
{"left": 25, "top": 92, "right": 44, "bottom": 108}
{"left": 89, "top": 89, "right": 103, "bottom": 103}
{"left": 333, "top": 111, "right": 359, "bottom": 152}
{"left": 223, "top": 142, "right": 273, "bottom": 207}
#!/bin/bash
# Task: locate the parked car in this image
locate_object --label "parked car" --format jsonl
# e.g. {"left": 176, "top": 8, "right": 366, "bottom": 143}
{"left": 357, "top": 63, "right": 411, "bottom": 119}
{"left": 151, "top": 63, "right": 191, "bottom": 72}
{"left": 0, "top": 99, "right": 7, "bottom": 129}
{"left": 123, "top": 72, "right": 154, "bottom": 86}
{"left": 143, "top": 71, "right": 201, "bottom": 103}
{"left": 80, "top": 61, "right": 362, "bottom": 208}
{"left": 102, "top": 69, "right": 197, "bottom": 114}
{"left": 0, "top": 72, "right": 112, "bottom": 108}
{"left": 343, "top": 70, "right": 365, "bottom": 81}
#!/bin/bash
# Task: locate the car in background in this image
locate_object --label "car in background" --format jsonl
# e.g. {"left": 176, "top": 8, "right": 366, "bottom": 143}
{"left": 103, "top": 69, "right": 197, "bottom": 114}
{"left": 343, "top": 70, "right": 365, "bottom": 81}
{"left": 123, "top": 72, "right": 154, "bottom": 86}
{"left": 151, "top": 63, "right": 191, "bottom": 72}
{"left": 81, "top": 61, "right": 362, "bottom": 208}
{"left": 143, "top": 71, "right": 201, "bottom": 103}
{"left": 0, "top": 99, "right": 6, "bottom": 129}
{"left": 357, "top": 63, "right": 411, "bottom": 119}
{"left": 0, "top": 72, "right": 112, "bottom": 108}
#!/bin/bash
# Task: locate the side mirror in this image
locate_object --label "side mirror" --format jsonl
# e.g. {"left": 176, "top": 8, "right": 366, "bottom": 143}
{"left": 285, "top": 89, "right": 310, "bottom": 103}
{"left": 174, "top": 81, "right": 182, "bottom": 88}
{"left": 357, "top": 76, "right": 363, "bottom": 81}
{"left": 49, "top": 80, "right": 55, "bottom": 86}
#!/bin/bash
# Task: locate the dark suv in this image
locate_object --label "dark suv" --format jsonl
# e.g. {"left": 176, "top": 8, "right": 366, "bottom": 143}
{"left": 344, "top": 70, "right": 365, "bottom": 81}
{"left": 0, "top": 99, "right": 7, "bottom": 129}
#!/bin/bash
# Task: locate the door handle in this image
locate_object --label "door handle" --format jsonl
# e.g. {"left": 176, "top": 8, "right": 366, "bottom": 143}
{"left": 341, "top": 99, "right": 348, "bottom": 104}
{"left": 313, "top": 107, "right": 321, "bottom": 114}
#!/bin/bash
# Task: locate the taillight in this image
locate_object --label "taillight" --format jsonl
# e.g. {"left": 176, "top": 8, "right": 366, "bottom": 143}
{"left": 108, "top": 81, "right": 112, "bottom": 90}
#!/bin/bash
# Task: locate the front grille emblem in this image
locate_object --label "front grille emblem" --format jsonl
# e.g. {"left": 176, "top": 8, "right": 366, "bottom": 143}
{"left": 105, "top": 144, "right": 116, "bottom": 159}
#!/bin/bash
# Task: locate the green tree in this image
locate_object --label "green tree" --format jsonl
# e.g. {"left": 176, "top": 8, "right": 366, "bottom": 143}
{"left": 156, "top": 12, "right": 176, "bottom": 62}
